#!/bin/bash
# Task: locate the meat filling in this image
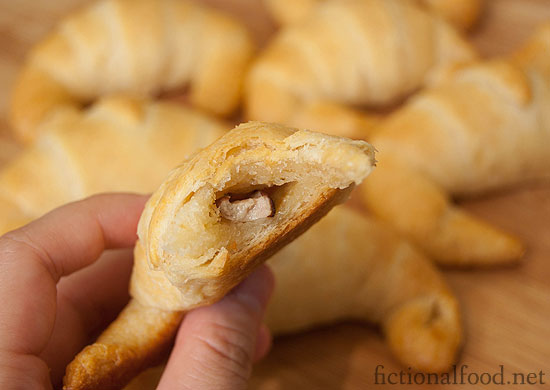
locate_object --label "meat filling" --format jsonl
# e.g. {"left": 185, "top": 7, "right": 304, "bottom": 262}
{"left": 217, "top": 190, "right": 275, "bottom": 222}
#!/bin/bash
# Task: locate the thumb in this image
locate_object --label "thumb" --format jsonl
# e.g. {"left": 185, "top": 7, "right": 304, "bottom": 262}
{"left": 157, "top": 265, "right": 275, "bottom": 390}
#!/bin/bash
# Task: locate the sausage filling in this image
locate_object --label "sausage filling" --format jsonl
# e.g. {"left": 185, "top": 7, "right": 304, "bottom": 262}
{"left": 217, "top": 190, "right": 275, "bottom": 222}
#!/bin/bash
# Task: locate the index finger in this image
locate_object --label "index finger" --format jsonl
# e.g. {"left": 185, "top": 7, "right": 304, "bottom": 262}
{"left": 0, "top": 193, "right": 148, "bottom": 355}
{"left": 2, "top": 193, "right": 148, "bottom": 281}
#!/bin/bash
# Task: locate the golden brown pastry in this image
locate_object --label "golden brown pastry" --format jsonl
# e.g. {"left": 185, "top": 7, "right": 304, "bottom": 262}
{"left": 0, "top": 96, "right": 227, "bottom": 235}
{"left": 265, "top": 0, "right": 483, "bottom": 31}
{"left": 64, "top": 122, "right": 376, "bottom": 389}
{"left": 10, "top": 0, "right": 254, "bottom": 143}
{"left": 360, "top": 25, "right": 550, "bottom": 266}
{"left": 246, "top": 0, "right": 476, "bottom": 138}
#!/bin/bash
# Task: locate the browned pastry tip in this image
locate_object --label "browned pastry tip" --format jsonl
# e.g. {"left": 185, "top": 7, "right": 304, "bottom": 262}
{"left": 384, "top": 292, "right": 462, "bottom": 372}
{"left": 63, "top": 299, "right": 182, "bottom": 390}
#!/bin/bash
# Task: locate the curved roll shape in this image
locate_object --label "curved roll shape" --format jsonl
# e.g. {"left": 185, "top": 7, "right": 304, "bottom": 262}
{"left": 266, "top": 207, "right": 462, "bottom": 372}
{"left": 64, "top": 122, "right": 376, "bottom": 389}
{"left": 246, "top": 0, "right": 476, "bottom": 138}
{"left": 0, "top": 96, "right": 227, "bottom": 234}
{"left": 360, "top": 28, "right": 550, "bottom": 266}
{"left": 10, "top": 0, "right": 254, "bottom": 142}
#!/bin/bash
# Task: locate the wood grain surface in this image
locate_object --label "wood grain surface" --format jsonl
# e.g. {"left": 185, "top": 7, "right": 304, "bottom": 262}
{"left": 1, "top": 1, "right": 549, "bottom": 389}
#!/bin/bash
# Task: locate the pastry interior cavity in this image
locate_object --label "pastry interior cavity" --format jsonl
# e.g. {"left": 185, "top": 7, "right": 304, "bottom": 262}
{"left": 161, "top": 161, "right": 351, "bottom": 276}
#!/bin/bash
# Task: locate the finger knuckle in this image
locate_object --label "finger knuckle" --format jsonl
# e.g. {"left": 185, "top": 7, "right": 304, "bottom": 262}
{"left": 193, "top": 321, "right": 254, "bottom": 380}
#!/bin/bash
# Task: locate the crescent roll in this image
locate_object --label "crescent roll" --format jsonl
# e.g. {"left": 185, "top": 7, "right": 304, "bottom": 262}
{"left": 0, "top": 96, "right": 227, "bottom": 235}
{"left": 360, "top": 25, "right": 550, "bottom": 266}
{"left": 246, "top": 0, "right": 476, "bottom": 138}
{"left": 267, "top": 207, "right": 462, "bottom": 372}
{"left": 10, "top": 0, "right": 254, "bottom": 142}
{"left": 63, "top": 122, "right": 376, "bottom": 389}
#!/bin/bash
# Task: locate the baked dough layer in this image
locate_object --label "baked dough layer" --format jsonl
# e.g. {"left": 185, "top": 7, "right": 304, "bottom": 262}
{"left": 135, "top": 121, "right": 376, "bottom": 310}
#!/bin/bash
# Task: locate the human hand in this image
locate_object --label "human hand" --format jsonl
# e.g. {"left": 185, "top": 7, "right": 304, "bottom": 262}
{"left": 0, "top": 194, "right": 274, "bottom": 389}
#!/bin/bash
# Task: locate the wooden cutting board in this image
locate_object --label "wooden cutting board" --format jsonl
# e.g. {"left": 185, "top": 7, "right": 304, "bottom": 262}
{"left": 1, "top": 1, "right": 549, "bottom": 389}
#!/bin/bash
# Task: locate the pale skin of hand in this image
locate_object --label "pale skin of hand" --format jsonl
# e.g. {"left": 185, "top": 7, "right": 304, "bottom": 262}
{"left": 0, "top": 194, "right": 274, "bottom": 390}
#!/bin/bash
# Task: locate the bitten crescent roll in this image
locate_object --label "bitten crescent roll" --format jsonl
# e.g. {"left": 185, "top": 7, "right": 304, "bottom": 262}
{"left": 0, "top": 96, "right": 227, "bottom": 235}
{"left": 265, "top": 0, "right": 484, "bottom": 31}
{"left": 360, "top": 25, "right": 550, "bottom": 266}
{"left": 121, "top": 206, "right": 461, "bottom": 389}
{"left": 63, "top": 122, "right": 376, "bottom": 390}
{"left": 10, "top": 0, "right": 254, "bottom": 143}
{"left": 246, "top": 0, "right": 476, "bottom": 139}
